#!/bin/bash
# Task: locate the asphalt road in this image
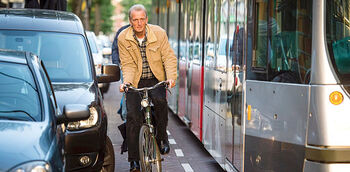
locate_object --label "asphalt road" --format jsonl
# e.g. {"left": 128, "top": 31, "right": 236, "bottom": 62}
{"left": 103, "top": 81, "right": 225, "bottom": 172}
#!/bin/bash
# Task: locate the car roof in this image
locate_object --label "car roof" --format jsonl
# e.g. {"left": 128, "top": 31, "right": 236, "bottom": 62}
{"left": 0, "top": 9, "right": 84, "bottom": 34}
{"left": 0, "top": 49, "right": 27, "bottom": 64}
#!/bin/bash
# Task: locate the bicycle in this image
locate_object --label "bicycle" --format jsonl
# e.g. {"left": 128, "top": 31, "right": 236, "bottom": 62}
{"left": 124, "top": 81, "right": 169, "bottom": 172}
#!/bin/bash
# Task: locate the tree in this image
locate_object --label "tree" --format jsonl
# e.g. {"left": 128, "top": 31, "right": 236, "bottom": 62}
{"left": 120, "top": 0, "right": 152, "bottom": 22}
{"left": 68, "top": 0, "right": 90, "bottom": 30}
{"left": 68, "top": 0, "right": 114, "bottom": 34}
{"left": 90, "top": 0, "right": 114, "bottom": 35}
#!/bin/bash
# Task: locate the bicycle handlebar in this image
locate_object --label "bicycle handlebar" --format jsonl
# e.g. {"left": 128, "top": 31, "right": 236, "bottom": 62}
{"left": 123, "top": 81, "right": 169, "bottom": 93}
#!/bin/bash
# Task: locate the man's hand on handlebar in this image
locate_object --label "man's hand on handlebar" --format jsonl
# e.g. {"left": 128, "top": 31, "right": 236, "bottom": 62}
{"left": 119, "top": 82, "right": 130, "bottom": 92}
{"left": 166, "top": 79, "right": 175, "bottom": 89}
{"left": 120, "top": 80, "right": 174, "bottom": 93}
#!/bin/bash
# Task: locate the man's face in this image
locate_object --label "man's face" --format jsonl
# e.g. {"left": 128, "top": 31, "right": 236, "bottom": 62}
{"left": 130, "top": 10, "right": 148, "bottom": 34}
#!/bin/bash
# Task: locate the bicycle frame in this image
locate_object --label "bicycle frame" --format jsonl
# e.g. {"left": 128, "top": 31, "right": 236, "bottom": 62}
{"left": 124, "top": 81, "right": 168, "bottom": 172}
{"left": 141, "top": 90, "right": 156, "bottom": 136}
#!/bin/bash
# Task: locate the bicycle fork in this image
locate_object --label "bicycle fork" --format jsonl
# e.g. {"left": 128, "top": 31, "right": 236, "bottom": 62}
{"left": 142, "top": 93, "right": 163, "bottom": 165}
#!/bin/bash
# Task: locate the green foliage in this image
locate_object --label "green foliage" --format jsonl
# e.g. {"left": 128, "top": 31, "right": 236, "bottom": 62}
{"left": 67, "top": 0, "right": 73, "bottom": 12}
{"left": 89, "top": 0, "right": 114, "bottom": 34}
{"left": 120, "top": 0, "right": 152, "bottom": 22}
{"left": 67, "top": 0, "right": 114, "bottom": 34}
{"left": 100, "top": 0, "right": 114, "bottom": 34}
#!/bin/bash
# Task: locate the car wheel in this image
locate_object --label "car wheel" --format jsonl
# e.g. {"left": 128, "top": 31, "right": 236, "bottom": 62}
{"left": 101, "top": 136, "right": 115, "bottom": 172}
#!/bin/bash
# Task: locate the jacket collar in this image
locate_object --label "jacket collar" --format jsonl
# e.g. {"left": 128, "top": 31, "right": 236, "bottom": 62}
{"left": 125, "top": 24, "right": 157, "bottom": 45}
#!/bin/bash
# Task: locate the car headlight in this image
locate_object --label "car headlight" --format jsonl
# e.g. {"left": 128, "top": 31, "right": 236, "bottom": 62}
{"left": 10, "top": 161, "right": 51, "bottom": 172}
{"left": 67, "top": 106, "right": 98, "bottom": 130}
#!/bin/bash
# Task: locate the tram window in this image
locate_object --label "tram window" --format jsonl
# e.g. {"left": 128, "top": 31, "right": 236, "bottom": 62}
{"left": 270, "top": 0, "right": 312, "bottom": 83}
{"left": 249, "top": 0, "right": 312, "bottom": 83}
{"left": 216, "top": 38, "right": 230, "bottom": 71}
{"left": 230, "top": 28, "right": 244, "bottom": 68}
{"left": 326, "top": 0, "right": 350, "bottom": 84}
{"left": 193, "top": 41, "right": 201, "bottom": 64}
{"left": 205, "top": 42, "right": 215, "bottom": 67}
{"left": 252, "top": 0, "right": 268, "bottom": 72}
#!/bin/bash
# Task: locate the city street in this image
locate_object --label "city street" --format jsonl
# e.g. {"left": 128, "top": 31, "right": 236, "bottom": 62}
{"left": 103, "top": 81, "right": 225, "bottom": 172}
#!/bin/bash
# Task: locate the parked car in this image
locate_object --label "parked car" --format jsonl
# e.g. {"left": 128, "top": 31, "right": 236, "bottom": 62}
{"left": 0, "top": 9, "right": 120, "bottom": 171}
{"left": 97, "top": 34, "right": 112, "bottom": 60}
{"left": 86, "top": 31, "right": 110, "bottom": 94}
{"left": 86, "top": 31, "right": 104, "bottom": 71}
{"left": 0, "top": 49, "right": 90, "bottom": 172}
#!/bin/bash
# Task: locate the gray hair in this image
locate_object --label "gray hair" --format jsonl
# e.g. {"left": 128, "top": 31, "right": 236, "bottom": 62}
{"left": 128, "top": 4, "right": 148, "bottom": 19}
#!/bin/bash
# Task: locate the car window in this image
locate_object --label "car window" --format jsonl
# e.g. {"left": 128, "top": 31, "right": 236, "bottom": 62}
{"left": 0, "top": 62, "right": 41, "bottom": 121}
{"left": 0, "top": 30, "right": 92, "bottom": 82}
{"left": 39, "top": 61, "right": 58, "bottom": 108}
{"left": 86, "top": 31, "right": 99, "bottom": 54}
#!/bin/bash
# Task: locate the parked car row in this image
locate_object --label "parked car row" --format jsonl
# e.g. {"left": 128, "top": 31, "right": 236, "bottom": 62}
{"left": 0, "top": 9, "right": 120, "bottom": 172}
{"left": 86, "top": 31, "right": 111, "bottom": 95}
{"left": 96, "top": 34, "right": 112, "bottom": 61}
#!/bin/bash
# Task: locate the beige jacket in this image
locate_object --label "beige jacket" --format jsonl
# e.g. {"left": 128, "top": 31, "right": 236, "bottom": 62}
{"left": 118, "top": 24, "right": 177, "bottom": 87}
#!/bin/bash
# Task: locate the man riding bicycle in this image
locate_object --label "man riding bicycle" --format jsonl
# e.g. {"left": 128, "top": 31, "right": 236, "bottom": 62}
{"left": 118, "top": 4, "right": 177, "bottom": 172}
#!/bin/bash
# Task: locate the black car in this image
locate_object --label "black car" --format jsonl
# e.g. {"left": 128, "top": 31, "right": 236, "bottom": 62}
{"left": 0, "top": 49, "right": 90, "bottom": 171}
{"left": 0, "top": 9, "right": 120, "bottom": 171}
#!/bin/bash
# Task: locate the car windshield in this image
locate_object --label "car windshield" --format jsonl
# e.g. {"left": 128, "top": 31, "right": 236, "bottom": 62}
{"left": 86, "top": 31, "right": 99, "bottom": 54}
{"left": 0, "top": 30, "right": 92, "bottom": 82}
{"left": 0, "top": 62, "right": 41, "bottom": 121}
{"left": 326, "top": 1, "right": 350, "bottom": 84}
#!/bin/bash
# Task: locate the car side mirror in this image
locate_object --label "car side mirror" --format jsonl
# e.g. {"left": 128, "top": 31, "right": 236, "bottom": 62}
{"left": 97, "top": 64, "right": 120, "bottom": 83}
{"left": 57, "top": 104, "right": 90, "bottom": 124}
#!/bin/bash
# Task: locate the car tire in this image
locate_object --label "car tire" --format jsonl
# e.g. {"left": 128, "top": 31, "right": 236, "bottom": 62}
{"left": 101, "top": 136, "right": 115, "bottom": 172}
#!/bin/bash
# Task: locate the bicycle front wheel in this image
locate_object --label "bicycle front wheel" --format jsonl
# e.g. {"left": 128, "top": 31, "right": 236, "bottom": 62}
{"left": 139, "top": 125, "right": 162, "bottom": 172}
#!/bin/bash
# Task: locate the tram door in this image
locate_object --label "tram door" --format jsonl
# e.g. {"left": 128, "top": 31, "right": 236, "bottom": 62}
{"left": 167, "top": 0, "right": 180, "bottom": 114}
{"left": 185, "top": 0, "right": 195, "bottom": 127}
{"left": 178, "top": 0, "right": 189, "bottom": 121}
{"left": 187, "top": 0, "right": 203, "bottom": 139}
{"left": 226, "top": 0, "right": 245, "bottom": 170}
{"left": 203, "top": 0, "right": 228, "bottom": 167}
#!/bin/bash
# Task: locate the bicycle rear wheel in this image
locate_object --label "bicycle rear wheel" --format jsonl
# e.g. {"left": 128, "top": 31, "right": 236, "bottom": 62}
{"left": 139, "top": 125, "right": 162, "bottom": 172}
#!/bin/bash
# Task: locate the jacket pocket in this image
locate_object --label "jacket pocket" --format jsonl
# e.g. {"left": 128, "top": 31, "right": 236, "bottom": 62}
{"left": 126, "top": 45, "right": 137, "bottom": 51}
{"left": 148, "top": 46, "right": 161, "bottom": 61}
{"left": 149, "top": 45, "right": 159, "bottom": 52}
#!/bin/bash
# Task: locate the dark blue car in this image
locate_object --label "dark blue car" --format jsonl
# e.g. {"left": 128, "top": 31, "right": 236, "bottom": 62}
{"left": 0, "top": 49, "right": 90, "bottom": 171}
{"left": 0, "top": 9, "right": 120, "bottom": 171}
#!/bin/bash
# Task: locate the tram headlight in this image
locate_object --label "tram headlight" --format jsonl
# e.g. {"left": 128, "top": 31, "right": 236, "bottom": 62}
{"left": 329, "top": 91, "right": 343, "bottom": 105}
{"left": 141, "top": 99, "right": 149, "bottom": 108}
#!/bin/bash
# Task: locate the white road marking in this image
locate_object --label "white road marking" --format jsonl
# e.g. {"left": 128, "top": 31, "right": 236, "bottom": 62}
{"left": 175, "top": 149, "right": 184, "bottom": 157}
{"left": 167, "top": 130, "right": 171, "bottom": 135}
{"left": 169, "top": 138, "right": 176, "bottom": 144}
{"left": 181, "top": 163, "right": 194, "bottom": 172}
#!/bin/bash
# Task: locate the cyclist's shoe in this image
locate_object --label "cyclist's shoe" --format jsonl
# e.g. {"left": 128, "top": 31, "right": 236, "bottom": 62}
{"left": 130, "top": 161, "right": 140, "bottom": 172}
{"left": 121, "top": 140, "right": 128, "bottom": 154}
{"left": 159, "top": 139, "right": 170, "bottom": 155}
